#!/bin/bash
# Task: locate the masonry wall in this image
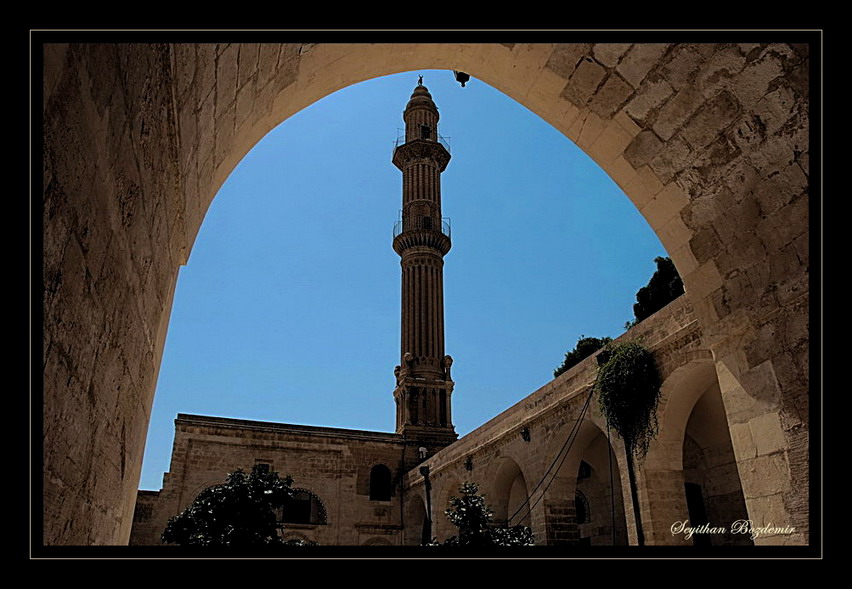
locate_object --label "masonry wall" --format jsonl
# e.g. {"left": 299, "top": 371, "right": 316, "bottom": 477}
{"left": 404, "top": 297, "right": 720, "bottom": 545}
{"left": 130, "top": 416, "right": 413, "bottom": 546}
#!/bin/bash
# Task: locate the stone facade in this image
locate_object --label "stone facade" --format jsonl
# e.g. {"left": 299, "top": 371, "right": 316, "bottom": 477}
{"left": 42, "top": 40, "right": 813, "bottom": 547}
{"left": 130, "top": 417, "right": 423, "bottom": 546}
{"left": 131, "top": 296, "right": 769, "bottom": 546}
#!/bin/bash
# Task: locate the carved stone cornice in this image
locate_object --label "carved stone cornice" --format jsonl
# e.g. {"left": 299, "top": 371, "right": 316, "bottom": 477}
{"left": 392, "top": 139, "right": 451, "bottom": 172}
{"left": 393, "top": 230, "right": 451, "bottom": 256}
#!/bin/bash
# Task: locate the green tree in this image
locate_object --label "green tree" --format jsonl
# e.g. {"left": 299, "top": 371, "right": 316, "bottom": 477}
{"left": 434, "top": 482, "right": 533, "bottom": 547}
{"left": 554, "top": 336, "right": 612, "bottom": 378}
{"left": 632, "top": 256, "right": 684, "bottom": 322}
{"left": 595, "top": 340, "right": 661, "bottom": 547}
{"left": 161, "top": 464, "right": 299, "bottom": 547}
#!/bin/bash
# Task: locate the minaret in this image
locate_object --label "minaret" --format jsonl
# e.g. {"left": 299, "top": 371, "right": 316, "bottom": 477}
{"left": 391, "top": 79, "right": 457, "bottom": 449}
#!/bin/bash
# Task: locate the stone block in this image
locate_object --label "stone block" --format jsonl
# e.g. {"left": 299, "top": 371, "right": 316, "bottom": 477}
{"left": 606, "top": 154, "right": 638, "bottom": 190}
{"left": 745, "top": 493, "right": 795, "bottom": 534}
{"left": 747, "top": 134, "right": 795, "bottom": 179}
{"left": 661, "top": 44, "right": 704, "bottom": 90}
{"left": 575, "top": 110, "right": 606, "bottom": 150}
{"left": 653, "top": 85, "right": 705, "bottom": 141}
{"left": 545, "top": 43, "right": 591, "bottom": 79}
{"left": 730, "top": 422, "right": 757, "bottom": 461}
{"left": 194, "top": 44, "right": 217, "bottom": 104}
{"left": 626, "top": 75, "right": 674, "bottom": 123}
{"left": 767, "top": 245, "right": 802, "bottom": 284}
{"left": 757, "top": 196, "right": 808, "bottom": 255}
{"left": 739, "top": 360, "right": 782, "bottom": 413}
{"left": 749, "top": 412, "right": 787, "bottom": 456}
{"left": 640, "top": 181, "right": 689, "bottom": 229}
{"left": 589, "top": 73, "right": 634, "bottom": 118}
{"left": 657, "top": 211, "right": 693, "bottom": 251}
{"left": 721, "top": 158, "right": 761, "bottom": 200}
{"left": 44, "top": 43, "right": 70, "bottom": 108}
{"left": 613, "top": 109, "right": 642, "bottom": 137}
{"left": 625, "top": 129, "right": 664, "bottom": 169}
{"left": 617, "top": 43, "right": 670, "bottom": 88}
{"left": 689, "top": 225, "right": 722, "bottom": 265}
{"left": 712, "top": 196, "right": 761, "bottom": 248}
{"left": 195, "top": 88, "right": 215, "bottom": 159}
{"left": 791, "top": 232, "right": 808, "bottom": 267}
{"left": 683, "top": 260, "right": 723, "bottom": 302}
{"left": 745, "top": 452, "right": 792, "bottom": 499}
{"left": 273, "top": 51, "right": 300, "bottom": 95}
{"left": 754, "top": 85, "right": 797, "bottom": 137}
{"left": 696, "top": 45, "right": 746, "bottom": 98}
{"left": 555, "top": 100, "right": 581, "bottom": 135}
{"left": 235, "top": 77, "right": 256, "bottom": 133}
{"left": 562, "top": 58, "right": 607, "bottom": 106}
{"left": 178, "top": 101, "right": 197, "bottom": 167}
{"left": 215, "top": 100, "right": 236, "bottom": 168}
{"left": 680, "top": 91, "right": 742, "bottom": 151}
{"left": 588, "top": 43, "right": 631, "bottom": 70}
{"left": 216, "top": 43, "right": 239, "bottom": 113}
{"left": 257, "top": 44, "right": 281, "bottom": 87}
{"left": 670, "top": 243, "right": 699, "bottom": 276}
{"left": 648, "top": 136, "right": 693, "bottom": 185}
{"left": 774, "top": 272, "right": 809, "bottom": 308}
{"left": 588, "top": 119, "right": 634, "bottom": 166}
{"left": 753, "top": 164, "right": 808, "bottom": 219}
{"left": 730, "top": 50, "right": 786, "bottom": 108}
{"left": 730, "top": 114, "right": 766, "bottom": 153}
{"left": 237, "top": 44, "right": 260, "bottom": 90}
{"left": 527, "top": 67, "right": 574, "bottom": 114}
{"left": 173, "top": 44, "right": 197, "bottom": 108}
{"left": 624, "top": 165, "right": 664, "bottom": 210}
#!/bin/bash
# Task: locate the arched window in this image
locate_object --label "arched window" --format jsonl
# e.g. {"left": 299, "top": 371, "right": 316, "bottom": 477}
{"left": 281, "top": 489, "right": 327, "bottom": 525}
{"left": 575, "top": 490, "right": 590, "bottom": 525}
{"left": 369, "top": 464, "right": 392, "bottom": 501}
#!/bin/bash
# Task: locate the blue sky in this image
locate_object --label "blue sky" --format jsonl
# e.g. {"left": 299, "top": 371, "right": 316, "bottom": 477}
{"left": 139, "top": 70, "right": 667, "bottom": 490}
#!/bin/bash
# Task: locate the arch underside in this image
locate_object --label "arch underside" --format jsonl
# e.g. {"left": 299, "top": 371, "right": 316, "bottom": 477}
{"left": 41, "top": 40, "right": 811, "bottom": 546}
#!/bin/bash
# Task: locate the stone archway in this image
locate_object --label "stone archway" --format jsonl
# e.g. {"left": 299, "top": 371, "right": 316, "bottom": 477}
{"left": 639, "top": 357, "right": 753, "bottom": 545}
{"left": 42, "top": 40, "right": 810, "bottom": 545}
{"left": 491, "top": 457, "right": 531, "bottom": 528}
{"left": 543, "top": 417, "right": 629, "bottom": 545}
{"left": 403, "top": 491, "right": 428, "bottom": 546}
{"left": 432, "top": 473, "right": 462, "bottom": 542}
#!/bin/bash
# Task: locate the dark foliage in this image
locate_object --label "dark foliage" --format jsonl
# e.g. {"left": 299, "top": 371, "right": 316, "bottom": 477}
{"left": 554, "top": 336, "right": 613, "bottom": 378}
{"left": 161, "top": 464, "right": 296, "bottom": 547}
{"left": 595, "top": 341, "right": 661, "bottom": 460}
{"left": 632, "top": 256, "right": 684, "bottom": 322}
{"left": 432, "top": 482, "right": 534, "bottom": 547}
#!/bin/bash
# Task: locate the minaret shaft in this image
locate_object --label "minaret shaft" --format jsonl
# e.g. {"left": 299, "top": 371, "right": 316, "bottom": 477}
{"left": 390, "top": 82, "right": 457, "bottom": 447}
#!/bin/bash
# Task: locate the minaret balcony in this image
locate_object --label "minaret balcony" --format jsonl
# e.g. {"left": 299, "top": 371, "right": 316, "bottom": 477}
{"left": 392, "top": 138, "right": 451, "bottom": 172}
{"left": 392, "top": 218, "right": 452, "bottom": 255}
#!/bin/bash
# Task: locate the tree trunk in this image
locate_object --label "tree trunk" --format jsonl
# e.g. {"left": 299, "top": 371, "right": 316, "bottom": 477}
{"left": 626, "top": 451, "right": 645, "bottom": 546}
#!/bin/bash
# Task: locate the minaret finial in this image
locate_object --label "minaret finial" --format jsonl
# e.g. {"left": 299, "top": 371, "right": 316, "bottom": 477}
{"left": 418, "top": 74, "right": 423, "bottom": 86}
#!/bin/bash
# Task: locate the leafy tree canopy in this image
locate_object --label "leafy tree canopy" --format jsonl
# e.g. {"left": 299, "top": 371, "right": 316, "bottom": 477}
{"left": 595, "top": 341, "right": 661, "bottom": 460}
{"left": 554, "top": 336, "right": 612, "bottom": 378}
{"left": 161, "top": 464, "right": 297, "bottom": 547}
{"left": 432, "top": 482, "right": 533, "bottom": 547}
{"left": 632, "top": 256, "right": 684, "bottom": 322}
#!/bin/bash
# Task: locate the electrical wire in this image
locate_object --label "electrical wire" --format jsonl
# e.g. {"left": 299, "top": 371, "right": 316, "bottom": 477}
{"left": 506, "top": 386, "right": 595, "bottom": 526}
{"left": 607, "top": 420, "right": 615, "bottom": 546}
